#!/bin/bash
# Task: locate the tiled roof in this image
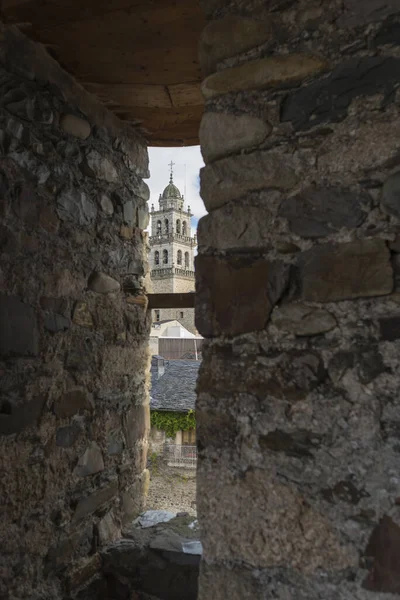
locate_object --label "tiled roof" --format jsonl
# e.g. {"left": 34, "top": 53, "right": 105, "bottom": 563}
{"left": 150, "top": 359, "right": 200, "bottom": 413}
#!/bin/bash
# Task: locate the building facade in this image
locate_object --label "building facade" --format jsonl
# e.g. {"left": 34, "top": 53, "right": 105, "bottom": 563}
{"left": 149, "top": 163, "right": 197, "bottom": 333}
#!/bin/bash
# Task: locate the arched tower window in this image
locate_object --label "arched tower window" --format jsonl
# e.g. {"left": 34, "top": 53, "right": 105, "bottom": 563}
{"left": 163, "top": 249, "right": 168, "bottom": 264}
{"left": 177, "top": 250, "right": 182, "bottom": 265}
{"left": 154, "top": 251, "right": 159, "bottom": 265}
{"left": 165, "top": 219, "right": 169, "bottom": 234}
{"left": 157, "top": 220, "right": 162, "bottom": 234}
{"left": 184, "top": 252, "right": 189, "bottom": 268}
{"left": 176, "top": 219, "right": 181, "bottom": 234}
{"left": 182, "top": 221, "right": 187, "bottom": 236}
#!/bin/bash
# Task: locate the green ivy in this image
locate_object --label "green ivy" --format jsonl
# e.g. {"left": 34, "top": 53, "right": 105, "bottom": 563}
{"left": 150, "top": 409, "right": 196, "bottom": 438}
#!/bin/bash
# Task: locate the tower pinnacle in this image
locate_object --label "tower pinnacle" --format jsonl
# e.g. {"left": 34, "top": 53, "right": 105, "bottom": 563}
{"left": 168, "top": 160, "right": 175, "bottom": 183}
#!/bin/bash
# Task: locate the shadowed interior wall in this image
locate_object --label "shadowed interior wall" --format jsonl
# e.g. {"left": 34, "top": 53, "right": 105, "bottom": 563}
{"left": 195, "top": 1, "right": 400, "bottom": 598}
{"left": 0, "top": 25, "right": 151, "bottom": 600}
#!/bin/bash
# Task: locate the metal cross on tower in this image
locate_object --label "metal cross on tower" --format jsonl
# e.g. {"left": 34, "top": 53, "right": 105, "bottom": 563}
{"left": 168, "top": 160, "right": 175, "bottom": 182}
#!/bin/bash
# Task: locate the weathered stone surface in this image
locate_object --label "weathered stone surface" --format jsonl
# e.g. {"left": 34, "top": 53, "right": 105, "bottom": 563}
{"left": 363, "top": 516, "right": 400, "bottom": 593}
{"left": 88, "top": 271, "right": 120, "bottom": 294}
{"left": 279, "top": 187, "right": 367, "bottom": 238}
{"left": 340, "top": 0, "right": 400, "bottom": 27}
{"left": 379, "top": 316, "right": 400, "bottom": 341}
{"left": 200, "top": 112, "right": 270, "bottom": 163}
{"left": 0, "top": 395, "right": 46, "bottom": 436}
{"left": 200, "top": 151, "right": 298, "bottom": 211}
{"left": 381, "top": 171, "right": 400, "bottom": 218}
{"left": 120, "top": 225, "right": 133, "bottom": 239}
{"left": 46, "top": 526, "right": 93, "bottom": 570}
{"left": 199, "top": 16, "right": 274, "bottom": 75}
{"left": 299, "top": 239, "right": 393, "bottom": 302}
{"left": 281, "top": 57, "right": 400, "bottom": 131}
{"left": 54, "top": 389, "right": 93, "bottom": 418}
{"left": 56, "top": 423, "right": 81, "bottom": 447}
{"left": 107, "top": 429, "right": 124, "bottom": 455}
{"left": 75, "top": 442, "right": 104, "bottom": 477}
{"left": 357, "top": 346, "right": 386, "bottom": 384}
{"left": 137, "top": 203, "right": 149, "bottom": 230}
{"left": 198, "top": 466, "right": 357, "bottom": 571}
{"left": 57, "top": 190, "right": 97, "bottom": 225}
{"left": 67, "top": 554, "right": 101, "bottom": 590}
{"left": 123, "top": 200, "right": 135, "bottom": 226}
{"left": 122, "top": 404, "right": 150, "bottom": 447}
{"left": 197, "top": 203, "right": 274, "bottom": 252}
{"left": 201, "top": 54, "right": 327, "bottom": 100}
{"left": 198, "top": 348, "right": 326, "bottom": 401}
{"left": 60, "top": 114, "right": 91, "bottom": 139}
{"left": 272, "top": 303, "right": 337, "bottom": 336}
{"left": 121, "top": 470, "right": 150, "bottom": 523}
{"left": 99, "top": 194, "right": 114, "bottom": 215}
{"left": 97, "top": 511, "right": 121, "bottom": 545}
{"left": 72, "top": 301, "right": 94, "bottom": 327}
{"left": 0, "top": 295, "right": 38, "bottom": 356}
{"left": 260, "top": 429, "right": 322, "bottom": 459}
{"left": 43, "top": 312, "right": 71, "bottom": 333}
{"left": 39, "top": 205, "right": 59, "bottom": 233}
{"left": 82, "top": 150, "right": 118, "bottom": 182}
{"left": 196, "top": 255, "right": 289, "bottom": 337}
{"left": 73, "top": 480, "right": 119, "bottom": 522}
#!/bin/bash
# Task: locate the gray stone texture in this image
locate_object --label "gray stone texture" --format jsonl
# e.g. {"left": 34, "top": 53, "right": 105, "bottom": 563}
{"left": 197, "top": 2, "right": 400, "bottom": 599}
{"left": 200, "top": 111, "right": 271, "bottom": 163}
{"left": 279, "top": 186, "right": 367, "bottom": 238}
{"left": 0, "top": 33, "right": 150, "bottom": 600}
{"left": 200, "top": 151, "right": 298, "bottom": 211}
{"left": 299, "top": 239, "right": 393, "bottom": 302}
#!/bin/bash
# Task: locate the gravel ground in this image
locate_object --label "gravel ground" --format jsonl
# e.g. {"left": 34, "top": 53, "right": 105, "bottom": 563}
{"left": 146, "top": 459, "right": 197, "bottom": 516}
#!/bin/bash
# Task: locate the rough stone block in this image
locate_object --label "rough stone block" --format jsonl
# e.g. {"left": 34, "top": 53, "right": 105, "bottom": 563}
{"left": 195, "top": 255, "right": 289, "bottom": 337}
{"left": 198, "top": 348, "right": 326, "bottom": 401}
{"left": 67, "top": 554, "right": 101, "bottom": 590}
{"left": 88, "top": 271, "right": 120, "bottom": 294}
{"left": 197, "top": 465, "right": 357, "bottom": 571}
{"left": 54, "top": 388, "right": 93, "bottom": 418}
{"left": 299, "top": 239, "right": 393, "bottom": 302}
{"left": 200, "top": 151, "right": 298, "bottom": 211}
{"left": 363, "top": 516, "right": 400, "bottom": 593}
{"left": 281, "top": 57, "right": 400, "bottom": 131}
{"left": 75, "top": 442, "right": 104, "bottom": 477}
{"left": 60, "top": 114, "right": 91, "bottom": 139}
{"left": 201, "top": 54, "right": 326, "bottom": 100}
{"left": 379, "top": 316, "right": 400, "bottom": 341}
{"left": 382, "top": 171, "right": 400, "bottom": 218}
{"left": 72, "top": 301, "right": 94, "bottom": 327}
{"left": 43, "top": 312, "right": 71, "bottom": 333}
{"left": 97, "top": 511, "right": 121, "bottom": 545}
{"left": 121, "top": 470, "right": 150, "bottom": 524}
{"left": 122, "top": 404, "right": 150, "bottom": 447}
{"left": 199, "top": 16, "right": 274, "bottom": 75}
{"left": 56, "top": 423, "right": 81, "bottom": 447}
{"left": 57, "top": 190, "right": 97, "bottom": 225}
{"left": 200, "top": 112, "right": 271, "bottom": 163}
{"left": 82, "top": 150, "right": 118, "bottom": 182}
{"left": 99, "top": 194, "right": 114, "bottom": 215}
{"left": 279, "top": 186, "right": 367, "bottom": 238}
{"left": 73, "top": 480, "right": 119, "bottom": 522}
{"left": 0, "top": 395, "right": 45, "bottom": 436}
{"left": 197, "top": 203, "right": 274, "bottom": 252}
{"left": 271, "top": 303, "right": 337, "bottom": 336}
{"left": 0, "top": 295, "right": 38, "bottom": 356}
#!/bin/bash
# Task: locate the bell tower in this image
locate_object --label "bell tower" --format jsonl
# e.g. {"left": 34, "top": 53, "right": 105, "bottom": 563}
{"left": 149, "top": 163, "right": 197, "bottom": 333}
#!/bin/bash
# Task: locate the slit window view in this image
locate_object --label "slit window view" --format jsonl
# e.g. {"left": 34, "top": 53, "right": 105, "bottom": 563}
{"left": 1, "top": 2, "right": 400, "bottom": 600}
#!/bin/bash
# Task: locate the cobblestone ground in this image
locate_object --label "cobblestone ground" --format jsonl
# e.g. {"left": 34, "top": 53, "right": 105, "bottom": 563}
{"left": 146, "top": 459, "right": 197, "bottom": 516}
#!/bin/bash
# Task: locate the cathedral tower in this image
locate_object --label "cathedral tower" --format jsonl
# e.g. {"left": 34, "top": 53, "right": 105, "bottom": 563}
{"left": 149, "top": 162, "right": 197, "bottom": 334}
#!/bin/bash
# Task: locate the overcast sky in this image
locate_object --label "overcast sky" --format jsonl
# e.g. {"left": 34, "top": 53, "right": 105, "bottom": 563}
{"left": 147, "top": 146, "right": 206, "bottom": 233}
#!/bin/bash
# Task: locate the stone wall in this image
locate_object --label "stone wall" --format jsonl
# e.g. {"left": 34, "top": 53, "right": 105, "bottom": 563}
{"left": 196, "top": 1, "right": 400, "bottom": 598}
{"left": 0, "top": 25, "right": 151, "bottom": 600}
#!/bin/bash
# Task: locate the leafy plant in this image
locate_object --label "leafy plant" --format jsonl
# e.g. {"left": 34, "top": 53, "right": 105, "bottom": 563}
{"left": 150, "top": 409, "right": 196, "bottom": 438}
